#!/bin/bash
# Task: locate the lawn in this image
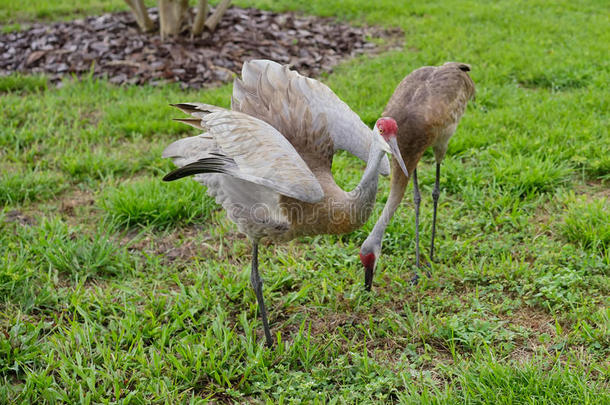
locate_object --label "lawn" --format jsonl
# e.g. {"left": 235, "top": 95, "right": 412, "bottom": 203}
{"left": 1, "top": 0, "right": 609, "bottom": 403}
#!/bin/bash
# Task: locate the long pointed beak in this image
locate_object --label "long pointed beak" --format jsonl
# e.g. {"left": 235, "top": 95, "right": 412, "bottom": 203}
{"left": 387, "top": 137, "right": 409, "bottom": 178}
{"left": 364, "top": 267, "right": 374, "bottom": 291}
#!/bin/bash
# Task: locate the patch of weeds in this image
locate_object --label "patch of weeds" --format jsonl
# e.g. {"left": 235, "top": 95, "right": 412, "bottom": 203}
{"left": 0, "top": 250, "right": 36, "bottom": 306}
{"left": 0, "top": 169, "right": 66, "bottom": 205}
{"left": 0, "top": 216, "right": 59, "bottom": 311}
{"left": 0, "top": 74, "right": 47, "bottom": 93}
{"left": 490, "top": 152, "right": 571, "bottom": 196}
{"left": 433, "top": 311, "right": 517, "bottom": 353}
{"left": 571, "top": 307, "right": 610, "bottom": 355}
{"left": 587, "top": 157, "right": 610, "bottom": 181}
{"left": 100, "top": 177, "right": 217, "bottom": 229}
{"left": 562, "top": 196, "right": 609, "bottom": 252}
{"left": 513, "top": 239, "right": 608, "bottom": 312}
{"left": 568, "top": 137, "right": 610, "bottom": 181}
{"left": 525, "top": 265, "right": 585, "bottom": 310}
{"left": 0, "top": 320, "right": 48, "bottom": 378}
{"left": 28, "top": 217, "right": 135, "bottom": 280}
{"left": 570, "top": 151, "right": 610, "bottom": 183}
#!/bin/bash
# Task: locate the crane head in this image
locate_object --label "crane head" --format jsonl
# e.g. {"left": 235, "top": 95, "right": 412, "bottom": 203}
{"left": 374, "top": 117, "right": 409, "bottom": 179}
{"left": 375, "top": 117, "right": 398, "bottom": 140}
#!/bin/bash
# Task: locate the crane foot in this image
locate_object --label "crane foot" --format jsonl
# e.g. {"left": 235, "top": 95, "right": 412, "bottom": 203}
{"left": 410, "top": 263, "right": 431, "bottom": 285}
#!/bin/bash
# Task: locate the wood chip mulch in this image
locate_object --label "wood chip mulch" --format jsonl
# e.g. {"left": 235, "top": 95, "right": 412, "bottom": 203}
{"left": 0, "top": 7, "right": 402, "bottom": 88}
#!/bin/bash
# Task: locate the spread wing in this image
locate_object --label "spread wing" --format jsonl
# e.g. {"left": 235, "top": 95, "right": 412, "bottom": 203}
{"left": 232, "top": 59, "right": 390, "bottom": 175}
{"left": 163, "top": 103, "right": 324, "bottom": 204}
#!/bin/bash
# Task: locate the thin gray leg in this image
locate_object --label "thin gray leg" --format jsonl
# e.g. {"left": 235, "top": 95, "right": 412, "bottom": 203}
{"left": 430, "top": 163, "right": 441, "bottom": 262}
{"left": 412, "top": 169, "right": 422, "bottom": 269}
{"left": 250, "top": 242, "right": 273, "bottom": 346}
{"left": 411, "top": 169, "right": 431, "bottom": 284}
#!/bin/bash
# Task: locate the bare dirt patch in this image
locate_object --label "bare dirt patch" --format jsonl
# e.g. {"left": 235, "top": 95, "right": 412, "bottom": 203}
{"left": 59, "top": 190, "right": 95, "bottom": 216}
{"left": 0, "top": 7, "right": 402, "bottom": 88}
{"left": 3, "top": 209, "right": 37, "bottom": 226}
{"left": 118, "top": 225, "right": 221, "bottom": 267}
{"left": 508, "top": 307, "right": 555, "bottom": 335}
{"left": 575, "top": 180, "right": 610, "bottom": 200}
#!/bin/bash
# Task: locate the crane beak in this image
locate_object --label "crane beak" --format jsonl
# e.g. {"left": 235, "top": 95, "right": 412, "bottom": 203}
{"left": 387, "top": 137, "right": 409, "bottom": 178}
{"left": 360, "top": 252, "right": 376, "bottom": 291}
{"left": 364, "top": 267, "right": 374, "bottom": 291}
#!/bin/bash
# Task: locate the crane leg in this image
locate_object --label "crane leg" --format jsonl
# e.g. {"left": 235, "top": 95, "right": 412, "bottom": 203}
{"left": 412, "top": 168, "right": 422, "bottom": 270}
{"left": 411, "top": 169, "right": 430, "bottom": 284}
{"left": 430, "top": 163, "right": 441, "bottom": 263}
{"left": 250, "top": 242, "right": 274, "bottom": 346}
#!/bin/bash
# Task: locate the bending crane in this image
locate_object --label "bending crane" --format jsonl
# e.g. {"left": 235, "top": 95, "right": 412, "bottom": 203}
{"left": 163, "top": 60, "right": 409, "bottom": 345}
{"left": 360, "top": 62, "right": 475, "bottom": 290}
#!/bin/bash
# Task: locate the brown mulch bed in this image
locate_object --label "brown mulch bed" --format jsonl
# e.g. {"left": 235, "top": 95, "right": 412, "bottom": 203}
{"left": 0, "top": 7, "right": 402, "bottom": 88}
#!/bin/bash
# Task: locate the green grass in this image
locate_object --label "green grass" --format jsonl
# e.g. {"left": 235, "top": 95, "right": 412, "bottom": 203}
{"left": 30, "top": 217, "right": 137, "bottom": 280}
{"left": 0, "top": 0, "right": 228, "bottom": 22}
{"left": 0, "top": 169, "right": 66, "bottom": 204}
{"left": 0, "top": 0, "right": 142, "bottom": 22}
{"left": 562, "top": 194, "right": 610, "bottom": 252}
{"left": 0, "top": 75, "right": 47, "bottom": 92}
{"left": 100, "top": 177, "right": 218, "bottom": 229}
{"left": 1, "top": 0, "right": 609, "bottom": 403}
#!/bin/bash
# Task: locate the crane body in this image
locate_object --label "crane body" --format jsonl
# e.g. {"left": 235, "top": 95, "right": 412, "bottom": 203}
{"left": 163, "top": 60, "right": 408, "bottom": 345}
{"left": 360, "top": 62, "right": 475, "bottom": 290}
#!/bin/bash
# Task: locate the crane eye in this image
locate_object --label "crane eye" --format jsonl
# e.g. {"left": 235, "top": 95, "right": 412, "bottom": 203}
{"left": 379, "top": 128, "right": 384, "bottom": 134}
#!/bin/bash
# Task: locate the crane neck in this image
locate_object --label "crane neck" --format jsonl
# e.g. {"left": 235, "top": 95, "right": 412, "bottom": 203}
{"left": 362, "top": 159, "right": 409, "bottom": 250}
{"left": 347, "top": 141, "right": 386, "bottom": 217}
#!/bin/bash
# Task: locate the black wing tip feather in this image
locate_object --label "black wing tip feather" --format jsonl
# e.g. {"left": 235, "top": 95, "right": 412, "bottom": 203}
{"left": 162, "top": 157, "right": 230, "bottom": 182}
{"left": 170, "top": 103, "right": 218, "bottom": 116}
{"left": 163, "top": 168, "right": 189, "bottom": 182}
{"left": 170, "top": 103, "right": 194, "bottom": 108}
{"left": 170, "top": 103, "right": 203, "bottom": 115}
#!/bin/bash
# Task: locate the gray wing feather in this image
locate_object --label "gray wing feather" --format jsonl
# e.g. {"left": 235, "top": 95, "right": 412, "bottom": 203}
{"left": 233, "top": 59, "right": 390, "bottom": 175}
{"left": 163, "top": 103, "right": 324, "bottom": 204}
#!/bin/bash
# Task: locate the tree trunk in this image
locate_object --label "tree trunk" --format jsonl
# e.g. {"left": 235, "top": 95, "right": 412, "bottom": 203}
{"left": 205, "top": 0, "right": 231, "bottom": 32}
{"left": 192, "top": 0, "right": 209, "bottom": 36}
{"left": 124, "top": 0, "right": 155, "bottom": 32}
{"left": 158, "top": 0, "right": 188, "bottom": 39}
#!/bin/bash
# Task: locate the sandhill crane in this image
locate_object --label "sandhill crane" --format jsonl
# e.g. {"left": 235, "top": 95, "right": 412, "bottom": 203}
{"left": 360, "top": 62, "right": 475, "bottom": 290}
{"left": 162, "top": 60, "right": 409, "bottom": 346}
